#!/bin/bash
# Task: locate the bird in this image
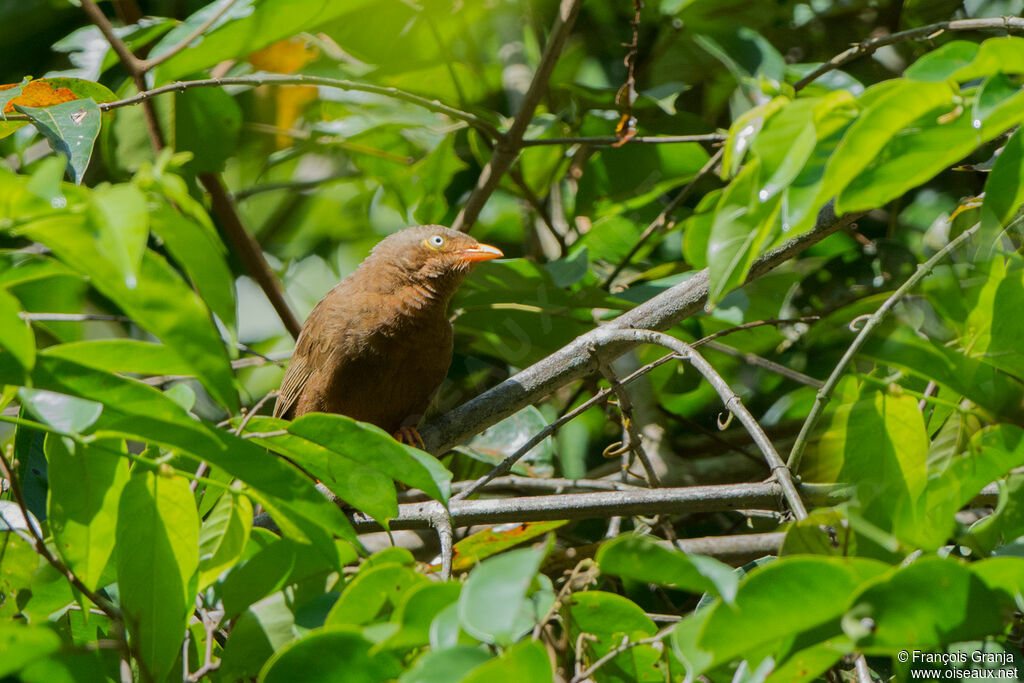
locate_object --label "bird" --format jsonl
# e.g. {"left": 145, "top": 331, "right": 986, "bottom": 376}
{"left": 273, "top": 225, "right": 503, "bottom": 444}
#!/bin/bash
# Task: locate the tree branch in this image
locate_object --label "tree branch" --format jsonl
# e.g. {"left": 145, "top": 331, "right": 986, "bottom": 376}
{"left": 451, "top": 0, "right": 585, "bottom": 231}
{"left": 350, "top": 481, "right": 840, "bottom": 532}
{"left": 421, "top": 202, "right": 863, "bottom": 455}
{"left": 520, "top": 134, "right": 726, "bottom": 147}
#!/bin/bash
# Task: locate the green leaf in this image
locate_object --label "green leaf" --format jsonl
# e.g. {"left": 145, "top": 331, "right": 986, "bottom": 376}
{"left": 87, "top": 183, "right": 148, "bottom": 290}
{"left": 116, "top": 467, "right": 199, "bottom": 683}
{"left": 802, "top": 390, "right": 928, "bottom": 529}
{"left": 0, "top": 624, "right": 62, "bottom": 678}
{"left": 981, "top": 129, "right": 1024, "bottom": 252}
{"left": 848, "top": 557, "right": 1015, "bottom": 652}
{"left": 287, "top": 413, "right": 451, "bottom": 503}
{"left": 0, "top": 531, "right": 38, "bottom": 619}
{"left": 218, "top": 590, "right": 298, "bottom": 681}
{"left": 565, "top": 591, "right": 661, "bottom": 683}
{"left": 152, "top": 0, "right": 375, "bottom": 83}
{"left": 0, "top": 77, "right": 29, "bottom": 119}
{"left": 904, "top": 41, "right": 980, "bottom": 81}
{"left": 2, "top": 354, "right": 358, "bottom": 549}
{"left": 14, "top": 99, "right": 101, "bottom": 184}
{"left": 400, "top": 645, "right": 492, "bottom": 683}
{"left": 822, "top": 80, "right": 953, "bottom": 210}
{"left": 259, "top": 626, "right": 402, "bottom": 683}
{"left": 458, "top": 406, "right": 554, "bottom": 478}
{"left": 707, "top": 158, "right": 781, "bottom": 303}
{"left": 173, "top": 86, "right": 241, "bottom": 173}
{"left": 41, "top": 339, "right": 194, "bottom": 377}
{"left": 150, "top": 202, "right": 236, "bottom": 331}
{"left": 698, "top": 557, "right": 888, "bottom": 665}
{"left": 950, "top": 36, "right": 1024, "bottom": 82}
{"left": 383, "top": 581, "right": 461, "bottom": 651}
{"left": 459, "top": 639, "right": 552, "bottom": 683}
{"left": 859, "top": 325, "right": 1024, "bottom": 418}
{"left": 838, "top": 81, "right": 1024, "bottom": 212}
{"left": 597, "top": 534, "right": 739, "bottom": 603}
{"left": 721, "top": 96, "right": 788, "bottom": 178}
{"left": 45, "top": 435, "right": 129, "bottom": 591}
{"left": 243, "top": 416, "right": 399, "bottom": 524}
{"left": 971, "top": 475, "right": 1024, "bottom": 553}
{"left": 326, "top": 563, "right": 430, "bottom": 626}
{"left": 19, "top": 652, "right": 112, "bottom": 683}
{"left": 908, "top": 425, "right": 1024, "bottom": 549}
{"left": 20, "top": 215, "right": 240, "bottom": 412}
{"left": 962, "top": 256, "right": 1024, "bottom": 380}
{"left": 17, "top": 388, "right": 102, "bottom": 435}
{"left": 198, "top": 490, "right": 252, "bottom": 589}
{"left": 458, "top": 544, "right": 548, "bottom": 646}
{"left": 0, "top": 287, "right": 33, "bottom": 371}
{"left": 765, "top": 642, "right": 846, "bottom": 683}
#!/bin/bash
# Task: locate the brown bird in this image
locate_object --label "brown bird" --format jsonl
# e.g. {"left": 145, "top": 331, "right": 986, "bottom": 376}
{"left": 273, "top": 225, "right": 503, "bottom": 442}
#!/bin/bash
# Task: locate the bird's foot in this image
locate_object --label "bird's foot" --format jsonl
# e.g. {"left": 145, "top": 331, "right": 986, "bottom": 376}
{"left": 393, "top": 426, "right": 426, "bottom": 449}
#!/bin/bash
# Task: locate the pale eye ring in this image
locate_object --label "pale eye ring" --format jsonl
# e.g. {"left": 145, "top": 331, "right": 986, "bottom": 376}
{"left": 429, "top": 235, "right": 445, "bottom": 247}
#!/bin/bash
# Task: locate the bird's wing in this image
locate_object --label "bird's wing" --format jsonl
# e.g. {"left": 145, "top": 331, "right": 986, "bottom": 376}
{"left": 273, "top": 347, "right": 313, "bottom": 419}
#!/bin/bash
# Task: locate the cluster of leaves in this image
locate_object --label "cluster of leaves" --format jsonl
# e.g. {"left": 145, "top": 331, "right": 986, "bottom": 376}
{"left": 2, "top": 0, "right": 1024, "bottom": 681}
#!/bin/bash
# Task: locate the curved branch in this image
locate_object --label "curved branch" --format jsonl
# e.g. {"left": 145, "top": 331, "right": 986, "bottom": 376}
{"left": 421, "top": 202, "right": 863, "bottom": 455}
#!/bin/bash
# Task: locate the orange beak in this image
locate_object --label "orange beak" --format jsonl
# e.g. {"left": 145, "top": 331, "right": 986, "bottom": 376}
{"left": 455, "top": 242, "right": 504, "bottom": 263}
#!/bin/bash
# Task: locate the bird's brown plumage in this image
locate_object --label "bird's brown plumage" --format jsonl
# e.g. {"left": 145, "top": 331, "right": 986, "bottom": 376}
{"left": 273, "top": 225, "right": 502, "bottom": 434}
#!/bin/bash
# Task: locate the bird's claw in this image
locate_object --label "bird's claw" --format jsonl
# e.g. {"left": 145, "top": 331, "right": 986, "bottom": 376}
{"left": 394, "top": 426, "right": 426, "bottom": 449}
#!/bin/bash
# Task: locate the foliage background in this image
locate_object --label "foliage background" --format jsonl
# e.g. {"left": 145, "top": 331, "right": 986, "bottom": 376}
{"left": 2, "top": 0, "right": 1024, "bottom": 681}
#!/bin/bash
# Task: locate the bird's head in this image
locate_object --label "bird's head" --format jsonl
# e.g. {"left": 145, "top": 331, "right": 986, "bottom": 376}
{"left": 362, "top": 225, "right": 503, "bottom": 297}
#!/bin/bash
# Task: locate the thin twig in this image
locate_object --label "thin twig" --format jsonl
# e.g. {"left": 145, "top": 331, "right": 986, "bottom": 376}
{"left": 599, "top": 362, "right": 662, "bottom": 488}
{"left": 450, "top": 341, "right": 679, "bottom": 502}
{"left": 592, "top": 328, "right": 808, "bottom": 521}
{"left": 4, "top": 75, "right": 503, "bottom": 141}
{"left": 233, "top": 391, "right": 278, "bottom": 435}
{"left": 451, "top": 0, "right": 585, "bottom": 231}
{"left": 854, "top": 654, "right": 874, "bottom": 683}
{"left": 701, "top": 340, "right": 824, "bottom": 388}
{"left": 521, "top": 134, "right": 725, "bottom": 147}
{"left": 786, "top": 224, "right": 978, "bottom": 472}
{"left": 231, "top": 173, "right": 355, "bottom": 200}
{"left": 570, "top": 624, "right": 676, "bottom": 683}
{"left": 693, "top": 316, "right": 819, "bottom": 346}
{"left": 140, "top": 0, "right": 241, "bottom": 71}
{"left": 20, "top": 312, "right": 131, "bottom": 322}
{"left": 792, "top": 17, "right": 1024, "bottom": 92}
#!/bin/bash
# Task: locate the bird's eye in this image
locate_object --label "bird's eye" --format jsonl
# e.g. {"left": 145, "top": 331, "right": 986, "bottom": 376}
{"left": 428, "top": 235, "right": 445, "bottom": 247}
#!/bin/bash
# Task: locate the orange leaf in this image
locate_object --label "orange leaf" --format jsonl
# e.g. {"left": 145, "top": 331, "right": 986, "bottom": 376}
{"left": 2, "top": 80, "right": 78, "bottom": 114}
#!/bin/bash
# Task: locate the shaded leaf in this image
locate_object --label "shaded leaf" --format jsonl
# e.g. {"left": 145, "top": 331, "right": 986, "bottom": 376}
{"left": 14, "top": 99, "right": 101, "bottom": 184}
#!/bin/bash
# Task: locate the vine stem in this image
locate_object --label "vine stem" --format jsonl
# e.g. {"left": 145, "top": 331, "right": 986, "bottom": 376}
{"left": 786, "top": 224, "right": 979, "bottom": 472}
